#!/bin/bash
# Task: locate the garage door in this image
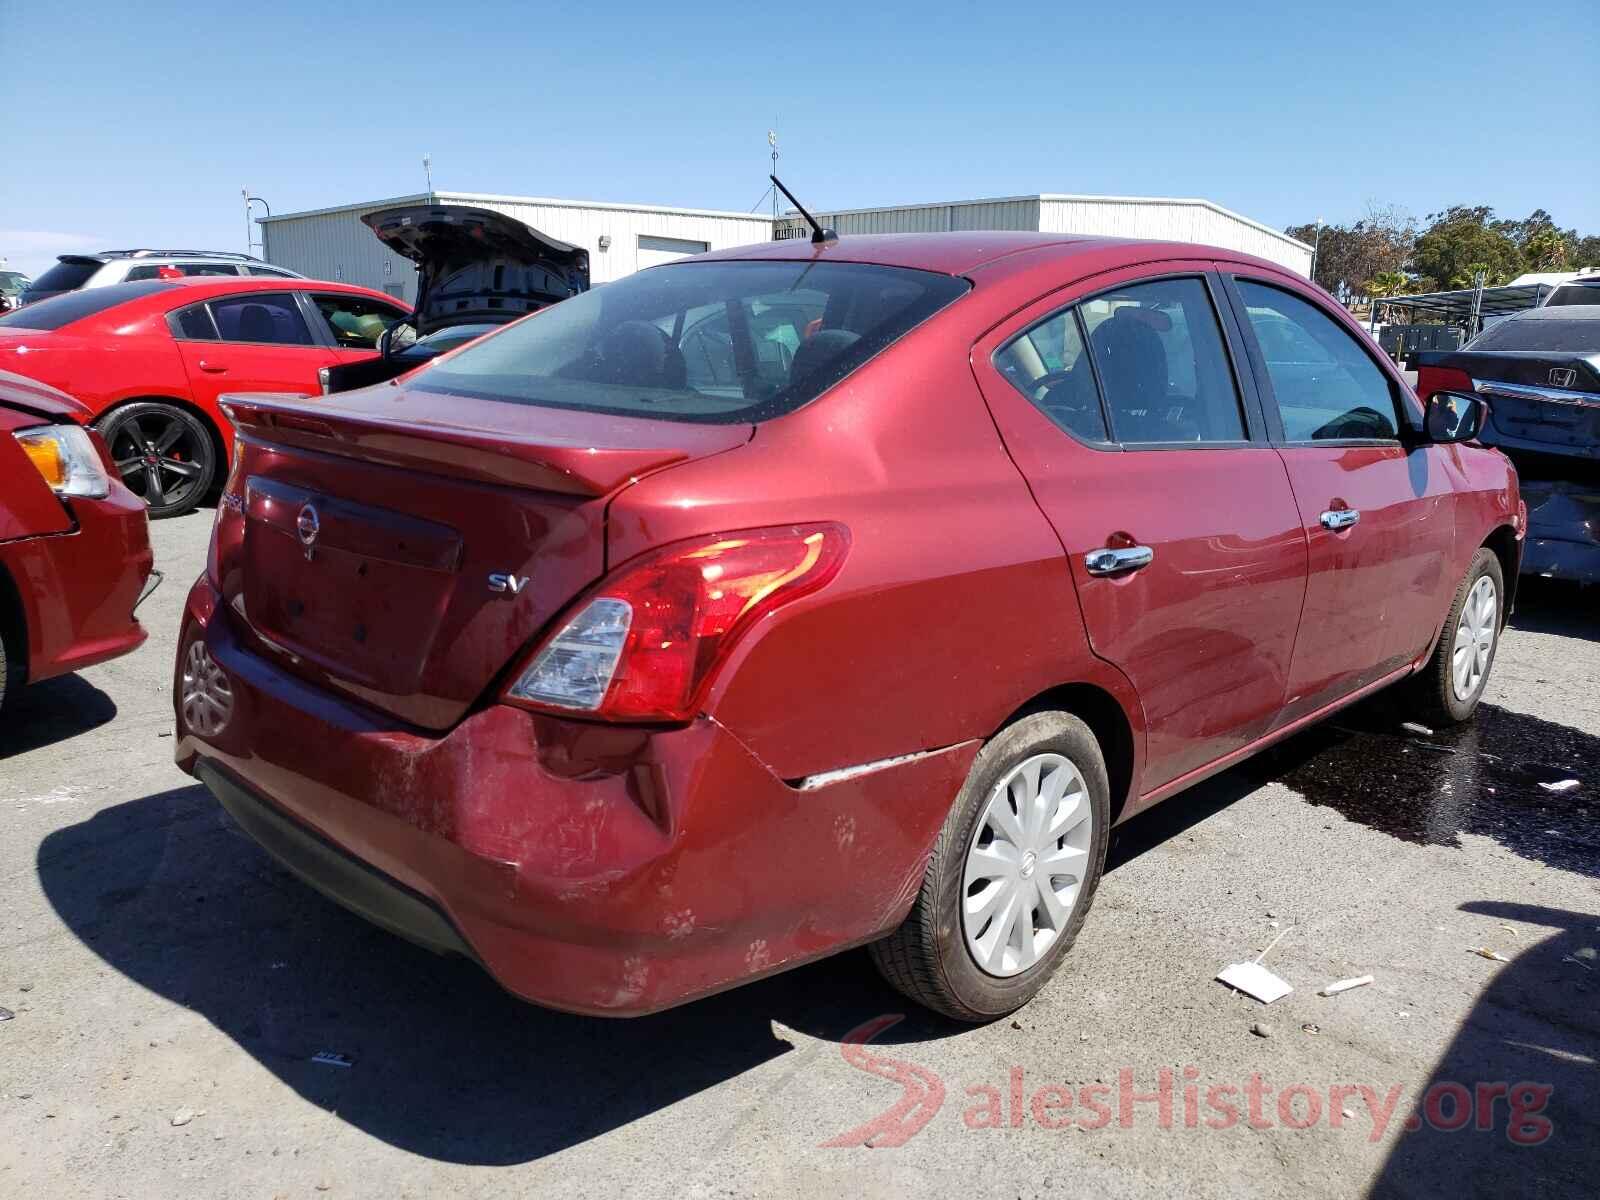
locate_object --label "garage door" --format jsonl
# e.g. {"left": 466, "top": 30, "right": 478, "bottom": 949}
{"left": 638, "top": 235, "right": 709, "bottom": 270}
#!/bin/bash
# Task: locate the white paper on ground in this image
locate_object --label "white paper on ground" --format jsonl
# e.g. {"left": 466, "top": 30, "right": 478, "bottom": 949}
{"left": 1318, "top": 974, "right": 1376, "bottom": 996}
{"left": 1217, "top": 961, "right": 1294, "bottom": 1004}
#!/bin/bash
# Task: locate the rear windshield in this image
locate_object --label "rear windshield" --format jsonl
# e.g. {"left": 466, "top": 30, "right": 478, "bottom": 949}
{"left": 416, "top": 259, "right": 970, "bottom": 423}
{"left": 1545, "top": 284, "right": 1600, "bottom": 308}
{"left": 26, "top": 259, "right": 102, "bottom": 294}
{"left": 0, "top": 281, "right": 176, "bottom": 330}
{"left": 1469, "top": 310, "right": 1600, "bottom": 353}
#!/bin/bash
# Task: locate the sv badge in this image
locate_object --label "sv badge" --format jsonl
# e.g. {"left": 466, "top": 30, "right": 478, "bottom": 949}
{"left": 487, "top": 572, "right": 529, "bottom": 595}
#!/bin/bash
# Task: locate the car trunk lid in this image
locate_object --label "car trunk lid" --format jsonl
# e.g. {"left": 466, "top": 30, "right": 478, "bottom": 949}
{"left": 1417, "top": 349, "right": 1600, "bottom": 456}
{"left": 216, "top": 388, "right": 750, "bottom": 729}
{"left": 363, "top": 204, "right": 589, "bottom": 337}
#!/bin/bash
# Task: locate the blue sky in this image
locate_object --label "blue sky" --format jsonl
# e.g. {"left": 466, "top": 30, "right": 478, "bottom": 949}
{"left": 2, "top": 0, "right": 1594, "bottom": 278}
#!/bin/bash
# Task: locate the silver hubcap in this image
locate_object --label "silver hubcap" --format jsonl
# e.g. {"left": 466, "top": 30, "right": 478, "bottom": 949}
{"left": 1451, "top": 575, "right": 1498, "bottom": 701}
{"left": 181, "top": 640, "right": 233, "bottom": 736}
{"left": 962, "top": 753, "right": 1094, "bottom": 978}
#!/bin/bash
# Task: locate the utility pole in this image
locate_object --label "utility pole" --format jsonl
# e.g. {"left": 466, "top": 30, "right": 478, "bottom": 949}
{"left": 422, "top": 154, "right": 433, "bottom": 194}
{"left": 242, "top": 189, "right": 270, "bottom": 258}
{"left": 1310, "top": 217, "right": 1324, "bottom": 286}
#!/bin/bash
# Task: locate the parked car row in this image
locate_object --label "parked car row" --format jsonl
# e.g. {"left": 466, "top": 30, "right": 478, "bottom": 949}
{"left": 0, "top": 206, "right": 591, "bottom": 518}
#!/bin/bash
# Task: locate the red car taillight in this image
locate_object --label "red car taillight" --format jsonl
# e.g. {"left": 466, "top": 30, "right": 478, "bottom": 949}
{"left": 503, "top": 523, "right": 849, "bottom": 723}
{"left": 1415, "top": 365, "right": 1474, "bottom": 402}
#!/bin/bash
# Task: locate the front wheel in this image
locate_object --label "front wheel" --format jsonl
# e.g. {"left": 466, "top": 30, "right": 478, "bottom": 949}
{"left": 869, "top": 711, "right": 1111, "bottom": 1022}
{"left": 96, "top": 402, "right": 217, "bottom": 519}
{"left": 1405, "top": 547, "right": 1505, "bottom": 725}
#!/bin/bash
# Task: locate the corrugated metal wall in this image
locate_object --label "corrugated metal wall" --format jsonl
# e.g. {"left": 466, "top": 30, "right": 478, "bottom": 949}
{"left": 774, "top": 195, "right": 1313, "bottom": 276}
{"left": 261, "top": 191, "right": 774, "bottom": 301}
{"left": 1038, "top": 197, "right": 1312, "bottom": 275}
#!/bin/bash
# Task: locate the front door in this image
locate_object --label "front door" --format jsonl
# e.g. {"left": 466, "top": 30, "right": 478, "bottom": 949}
{"left": 973, "top": 266, "right": 1309, "bottom": 793}
{"left": 1219, "top": 273, "right": 1457, "bottom": 726}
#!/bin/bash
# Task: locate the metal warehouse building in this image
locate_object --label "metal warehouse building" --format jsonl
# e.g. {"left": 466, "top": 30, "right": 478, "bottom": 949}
{"left": 259, "top": 190, "right": 774, "bottom": 304}
{"left": 260, "top": 189, "right": 1312, "bottom": 301}
{"left": 774, "top": 194, "right": 1313, "bottom": 275}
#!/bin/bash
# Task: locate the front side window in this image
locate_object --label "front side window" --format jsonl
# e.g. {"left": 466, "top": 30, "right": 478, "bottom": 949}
{"left": 1078, "top": 277, "right": 1246, "bottom": 444}
{"left": 417, "top": 260, "right": 969, "bottom": 424}
{"left": 208, "top": 293, "right": 314, "bottom": 345}
{"left": 994, "top": 307, "right": 1108, "bottom": 443}
{"left": 313, "top": 294, "right": 403, "bottom": 349}
{"left": 1236, "top": 280, "right": 1399, "bottom": 441}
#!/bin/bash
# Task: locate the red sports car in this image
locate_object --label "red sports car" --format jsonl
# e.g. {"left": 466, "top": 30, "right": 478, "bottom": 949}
{"left": 0, "top": 278, "right": 409, "bottom": 518}
{"left": 174, "top": 232, "right": 1523, "bottom": 1021}
{"left": 1, "top": 370, "right": 155, "bottom": 711}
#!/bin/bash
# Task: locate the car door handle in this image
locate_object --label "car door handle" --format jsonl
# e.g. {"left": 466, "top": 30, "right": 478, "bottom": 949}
{"left": 196, "top": 360, "right": 228, "bottom": 374}
{"left": 1320, "top": 508, "right": 1361, "bottom": 530}
{"left": 1085, "top": 545, "right": 1155, "bottom": 576}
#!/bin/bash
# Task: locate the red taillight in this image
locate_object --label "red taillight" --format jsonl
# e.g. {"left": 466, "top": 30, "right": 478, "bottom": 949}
{"left": 503, "top": 523, "right": 849, "bottom": 723}
{"left": 1415, "top": 366, "right": 1474, "bottom": 402}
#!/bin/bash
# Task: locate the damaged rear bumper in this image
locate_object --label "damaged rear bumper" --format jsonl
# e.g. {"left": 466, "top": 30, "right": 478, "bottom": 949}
{"left": 173, "top": 575, "right": 976, "bottom": 1016}
{"left": 1519, "top": 479, "right": 1600, "bottom": 583}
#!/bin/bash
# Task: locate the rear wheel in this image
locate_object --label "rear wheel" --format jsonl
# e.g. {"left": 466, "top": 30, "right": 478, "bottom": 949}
{"left": 1405, "top": 547, "right": 1505, "bottom": 725}
{"left": 869, "top": 711, "right": 1111, "bottom": 1022}
{"left": 0, "top": 619, "right": 21, "bottom": 714}
{"left": 96, "top": 402, "right": 216, "bottom": 519}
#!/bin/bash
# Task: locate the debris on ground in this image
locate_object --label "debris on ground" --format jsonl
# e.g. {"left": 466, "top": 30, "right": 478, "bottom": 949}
{"left": 1301, "top": 1023, "right": 1320, "bottom": 1034}
{"left": 310, "top": 1051, "right": 353, "bottom": 1069}
{"left": 0, "top": 1007, "right": 13, "bottom": 1022}
{"left": 1250, "top": 1021, "right": 1274, "bottom": 1038}
{"left": 1537, "top": 779, "right": 1580, "bottom": 794}
{"left": 170, "top": 1107, "right": 199, "bottom": 1127}
{"left": 1218, "top": 962, "right": 1293, "bottom": 1004}
{"left": 1400, "top": 722, "right": 1434, "bottom": 736}
{"left": 1562, "top": 948, "right": 1596, "bottom": 971}
{"left": 1468, "top": 948, "right": 1511, "bottom": 963}
{"left": 1218, "top": 924, "right": 1295, "bottom": 1003}
{"left": 1318, "top": 974, "right": 1375, "bottom": 997}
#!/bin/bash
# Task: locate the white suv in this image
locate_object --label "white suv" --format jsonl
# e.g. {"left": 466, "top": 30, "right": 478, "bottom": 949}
{"left": 19, "top": 250, "right": 303, "bottom": 304}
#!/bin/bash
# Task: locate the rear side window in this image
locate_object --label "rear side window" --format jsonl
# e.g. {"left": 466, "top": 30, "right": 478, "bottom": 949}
{"left": 27, "top": 259, "right": 101, "bottom": 293}
{"left": 994, "top": 308, "right": 1108, "bottom": 443}
{"left": 418, "top": 260, "right": 970, "bottom": 424}
{"left": 0, "top": 281, "right": 175, "bottom": 330}
{"left": 1236, "top": 280, "right": 1399, "bottom": 441}
{"left": 126, "top": 263, "right": 243, "bottom": 281}
{"left": 1079, "top": 278, "right": 1246, "bottom": 444}
{"left": 169, "top": 303, "right": 218, "bottom": 340}
{"left": 209, "top": 293, "right": 314, "bottom": 345}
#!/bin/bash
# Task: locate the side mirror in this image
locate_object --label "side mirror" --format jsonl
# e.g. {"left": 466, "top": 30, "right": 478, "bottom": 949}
{"left": 378, "top": 320, "right": 417, "bottom": 361}
{"left": 1424, "top": 390, "right": 1486, "bottom": 444}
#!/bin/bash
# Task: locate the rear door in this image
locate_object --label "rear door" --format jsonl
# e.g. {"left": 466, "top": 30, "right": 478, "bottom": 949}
{"left": 972, "top": 264, "right": 1309, "bottom": 792}
{"left": 1218, "top": 271, "right": 1456, "bottom": 725}
{"left": 171, "top": 291, "right": 336, "bottom": 412}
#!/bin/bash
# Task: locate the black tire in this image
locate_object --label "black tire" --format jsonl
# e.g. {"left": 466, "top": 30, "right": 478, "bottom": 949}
{"left": 1404, "top": 547, "right": 1505, "bottom": 726}
{"left": 95, "top": 401, "right": 216, "bottom": 519}
{"left": 0, "top": 618, "right": 21, "bottom": 714}
{"left": 869, "top": 711, "right": 1112, "bottom": 1022}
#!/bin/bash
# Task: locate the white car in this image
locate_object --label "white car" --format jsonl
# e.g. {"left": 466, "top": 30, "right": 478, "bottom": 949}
{"left": 19, "top": 250, "right": 302, "bottom": 304}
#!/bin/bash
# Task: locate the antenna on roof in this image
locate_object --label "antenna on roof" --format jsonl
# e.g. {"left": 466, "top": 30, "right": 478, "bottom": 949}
{"left": 770, "top": 175, "right": 836, "bottom": 245}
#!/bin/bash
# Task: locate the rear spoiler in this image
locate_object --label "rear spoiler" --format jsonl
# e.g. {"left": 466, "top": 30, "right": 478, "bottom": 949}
{"left": 219, "top": 392, "right": 694, "bottom": 497}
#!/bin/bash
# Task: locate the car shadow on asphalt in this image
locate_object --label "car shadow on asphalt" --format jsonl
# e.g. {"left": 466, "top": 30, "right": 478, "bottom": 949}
{"left": 0, "top": 673, "right": 118, "bottom": 759}
{"left": 36, "top": 783, "right": 947, "bottom": 1165}
{"left": 1370, "top": 899, "right": 1599, "bottom": 1199}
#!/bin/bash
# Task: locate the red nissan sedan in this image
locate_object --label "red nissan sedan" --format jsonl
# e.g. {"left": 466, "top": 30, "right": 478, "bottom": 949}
{"left": 1, "top": 371, "right": 156, "bottom": 711}
{"left": 173, "top": 233, "right": 1522, "bottom": 1021}
{"left": 0, "top": 278, "right": 408, "bottom": 518}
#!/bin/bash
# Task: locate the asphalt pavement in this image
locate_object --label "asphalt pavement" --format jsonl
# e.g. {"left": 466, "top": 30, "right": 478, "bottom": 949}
{"left": 2, "top": 509, "right": 1596, "bottom": 1199}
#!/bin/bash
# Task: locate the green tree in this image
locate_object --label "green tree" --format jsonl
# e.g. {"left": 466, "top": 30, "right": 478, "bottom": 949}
{"left": 1287, "top": 204, "right": 1415, "bottom": 297}
{"left": 1522, "top": 226, "right": 1570, "bottom": 271}
{"left": 1366, "top": 271, "right": 1409, "bottom": 298}
{"left": 1413, "top": 207, "right": 1522, "bottom": 288}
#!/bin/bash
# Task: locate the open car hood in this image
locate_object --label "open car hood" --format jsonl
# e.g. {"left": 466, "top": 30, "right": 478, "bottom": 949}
{"left": 363, "top": 204, "right": 590, "bottom": 337}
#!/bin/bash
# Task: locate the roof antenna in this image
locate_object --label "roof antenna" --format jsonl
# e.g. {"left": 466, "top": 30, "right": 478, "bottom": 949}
{"left": 770, "top": 175, "right": 836, "bottom": 245}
